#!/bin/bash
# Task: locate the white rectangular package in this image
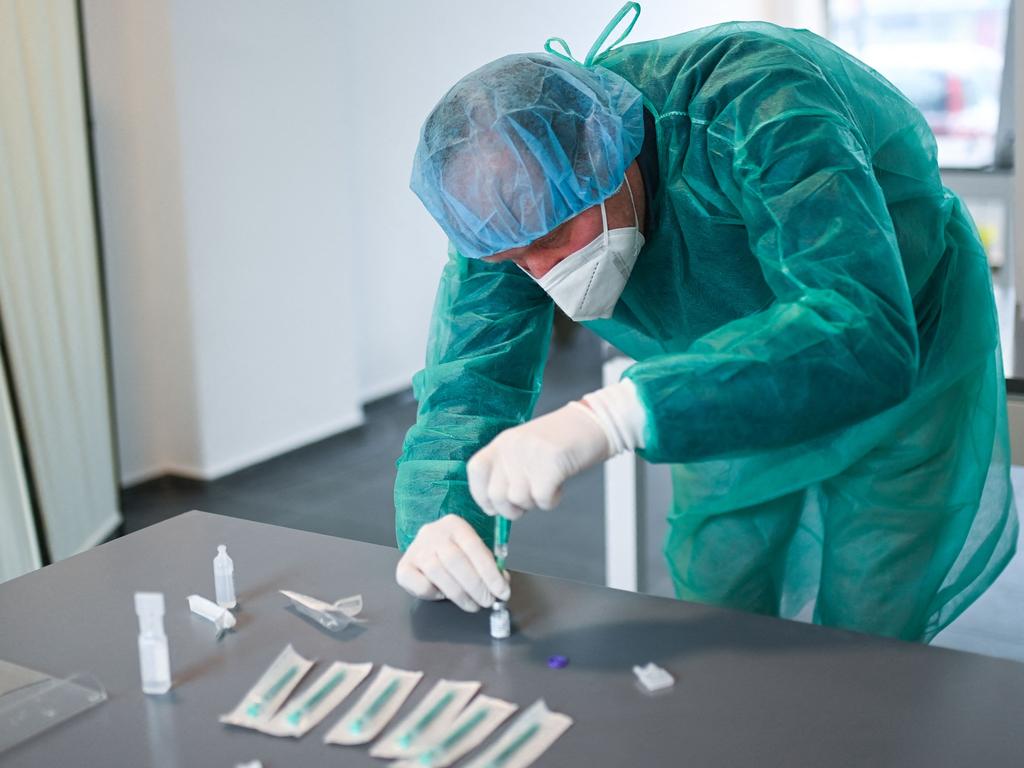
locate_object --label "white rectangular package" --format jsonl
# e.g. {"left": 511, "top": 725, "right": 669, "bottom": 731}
{"left": 462, "top": 699, "right": 573, "bottom": 768}
{"left": 392, "top": 694, "right": 517, "bottom": 768}
{"left": 370, "top": 679, "right": 481, "bottom": 759}
{"left": 324, "top": 665, "right": 423, "bottom": 746}
{"left": 219, "top": 645, "right": 314, "bottom": 730}
{"left": 261, "top": 661, "right": 372, "bottom": 738}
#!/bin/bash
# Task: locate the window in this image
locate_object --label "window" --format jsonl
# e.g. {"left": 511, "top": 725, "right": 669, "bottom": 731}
{"left": 827, "top": 0, "right": 1011, "bottom": 169}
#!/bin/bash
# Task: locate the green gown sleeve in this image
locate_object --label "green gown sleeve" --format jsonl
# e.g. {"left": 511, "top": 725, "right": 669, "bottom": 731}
{"left": 626, "top": 40, "right": 920, "bottom": 464}
{"left": 394, "top": 246, "right": 553, "bottom": 549}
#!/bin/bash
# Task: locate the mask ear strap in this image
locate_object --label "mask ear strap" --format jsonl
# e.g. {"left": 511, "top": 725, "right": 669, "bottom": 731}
{"left": 623, "top": 173, "right": 639, "bottom": 228}
{"left": 599, "top": 200, "right": 610, "bottom": 245}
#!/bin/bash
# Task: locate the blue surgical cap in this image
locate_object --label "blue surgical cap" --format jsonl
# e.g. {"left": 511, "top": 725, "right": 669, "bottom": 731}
{"left": 410, "top": 52, "right": 645, "bottom": 259}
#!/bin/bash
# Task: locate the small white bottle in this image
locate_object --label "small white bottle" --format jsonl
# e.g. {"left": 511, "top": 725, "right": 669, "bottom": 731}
{"left": 214, "top": 545, "right": 236, "bottom": 608}
{"left": 490, "top": 601, "right": 511, "bottom": 639}
{"left": 135, "top": 592, "right": 171, "bottom": 694}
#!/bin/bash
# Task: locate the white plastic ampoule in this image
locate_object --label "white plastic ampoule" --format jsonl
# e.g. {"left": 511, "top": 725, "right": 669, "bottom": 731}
{"left": 214, "top": 544, "right": 236, "bottom": 608}
{"left": 135, "top": 592, "right": 171, "bottom": 694}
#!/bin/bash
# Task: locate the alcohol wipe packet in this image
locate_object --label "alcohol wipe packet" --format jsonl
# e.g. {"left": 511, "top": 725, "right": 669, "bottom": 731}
{"left": 219, "top": 645, "right": 314, "bottom": 730}
{"left": 261, "top": 661, "right": 372, "bottom": 738}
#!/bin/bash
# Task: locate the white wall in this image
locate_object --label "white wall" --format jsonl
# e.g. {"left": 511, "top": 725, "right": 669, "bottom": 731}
{"left": 86, "top": 1, "right": 792, "bottom": 484}
{"left": 85, "top": 0, "right": 364, "bottom": 482}
{"left": 169, "top": 1, "right": 363, "bottom": 477}
{"left": 83, "top": 1, "right": 198, "bottom": 483}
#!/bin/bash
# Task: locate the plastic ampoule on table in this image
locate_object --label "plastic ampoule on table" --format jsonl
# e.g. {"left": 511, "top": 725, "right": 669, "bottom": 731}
{"left": 135, "top": 592, "right": 171, "bottom": 694}
{"left": 214, "top": 544, "right": 237, "bottom": 608}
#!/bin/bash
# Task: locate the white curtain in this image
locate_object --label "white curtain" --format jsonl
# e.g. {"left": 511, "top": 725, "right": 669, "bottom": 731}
{"left": 0, "top": 359, "right": 39, "bottom": 582}
{"left": 0, "top": 0, "right": 120, "bottom": 563}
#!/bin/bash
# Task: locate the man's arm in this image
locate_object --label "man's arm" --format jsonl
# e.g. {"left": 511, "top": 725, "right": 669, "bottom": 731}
{"left": 395, "top": 245, "right": 554, "bottom": 549}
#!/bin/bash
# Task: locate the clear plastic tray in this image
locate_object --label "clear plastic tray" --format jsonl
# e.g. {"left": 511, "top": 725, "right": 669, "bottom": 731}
{"left": 0, "top": 663, "right": 107, "bottom": 754}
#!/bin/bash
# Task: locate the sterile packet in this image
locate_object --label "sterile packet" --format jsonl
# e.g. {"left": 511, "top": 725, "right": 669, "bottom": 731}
{"left": 219, "top": 645, "right": 314, "bottom": 730}
{"left": 279, "top": 590, "right": 364, "bottom": 631}
{"left": 462, "top": 699, "right": 573, "bottom": 768}
{"left": 324, "top": 665, "right": 422, "bottom": 745}
{"left": 261, "top": 661, "right": 373, "bottom": 738}
{"left": 370, "top": 679, "right": 481, "bottom": 759}
{"left": 392, "top": 694, "right": 517, "bottom": 768}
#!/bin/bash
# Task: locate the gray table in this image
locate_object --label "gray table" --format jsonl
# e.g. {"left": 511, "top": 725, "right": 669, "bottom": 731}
{"left": 1, "top": 511, "right": 1022, "bottom": 766}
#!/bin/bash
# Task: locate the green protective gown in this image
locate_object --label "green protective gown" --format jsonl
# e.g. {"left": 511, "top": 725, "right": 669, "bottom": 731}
{"left": 395, "top": 21, "right": 1018, "bottom": 642}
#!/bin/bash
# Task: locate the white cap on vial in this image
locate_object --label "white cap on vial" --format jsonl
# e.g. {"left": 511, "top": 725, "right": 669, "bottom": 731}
{"left": 135, "top": 592, "right": 165, "bottom": 616}
{"left": 214, "top": 545, "right": 233, "bottom": 570}
{"left": 135, "top": 591, "right": 167, "bottom": 636}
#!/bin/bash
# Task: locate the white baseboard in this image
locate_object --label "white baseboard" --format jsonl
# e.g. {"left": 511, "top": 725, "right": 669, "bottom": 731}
{"left": 120, "top": 408, "right": 366, "bottom": 486}
{"left": 359, "top": 373, "right": 415, "bottom": 405}
{"left": 119, "top": 466, "right": 168, "bottom": 487}
{"left": 199, "top": 409, "right": 365, "bottom": 480}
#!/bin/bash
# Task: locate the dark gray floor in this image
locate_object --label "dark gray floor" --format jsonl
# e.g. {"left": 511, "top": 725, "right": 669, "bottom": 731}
{"left": 120, "top": 325, "right": 607, "bottom": 586}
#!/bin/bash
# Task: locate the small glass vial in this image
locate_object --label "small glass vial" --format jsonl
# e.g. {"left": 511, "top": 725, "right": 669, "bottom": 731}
{"left": 214, "top": 545, "right": 236, "bottom": 608}
{"left": 490, "top": 601, "right": 511, "bottom": 639}
{"left": 135, "top": 592, "right": 171, "bottom": 694}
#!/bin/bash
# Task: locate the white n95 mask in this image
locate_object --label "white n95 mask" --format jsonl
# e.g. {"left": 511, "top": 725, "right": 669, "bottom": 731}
{"left": 534, "top": 175, "right": 644, "bottom": 322}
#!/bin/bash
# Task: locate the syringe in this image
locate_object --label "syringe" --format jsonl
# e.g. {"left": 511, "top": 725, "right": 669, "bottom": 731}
{"left": 490, "top": 516, "right": 511, "bottom": 639}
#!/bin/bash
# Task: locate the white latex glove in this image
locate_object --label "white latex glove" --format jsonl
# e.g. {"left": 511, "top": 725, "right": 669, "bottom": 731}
{"left": 467, "top": 380, "right": 648, "bottom": 520}
{"left": 395, "top": 514, "right": 510, "bottom": 612}
{"left": 467, "top": 402, "right": 608, "bottom": 519}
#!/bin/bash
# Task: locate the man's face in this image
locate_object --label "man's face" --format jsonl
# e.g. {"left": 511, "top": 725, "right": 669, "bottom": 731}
{"left": 481, "top": 163, "right": 644, "bottom": 278}
{"left": 482, "top": 204, "right": 603, "bottom": 278}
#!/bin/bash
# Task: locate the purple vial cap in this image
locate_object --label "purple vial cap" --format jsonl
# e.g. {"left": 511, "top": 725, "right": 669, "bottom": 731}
{"left": 547, "top": 655, "right": 569, "bottom": 669}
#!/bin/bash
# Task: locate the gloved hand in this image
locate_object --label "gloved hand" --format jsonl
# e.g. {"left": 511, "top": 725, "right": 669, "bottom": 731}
{"left": 467, "top": 380, "right": 648, "bottom": 520}
{"left": 467, "top": 402, "right": 610, "bottom": 519}
{"left": 395, "top": 514, "right": 510, "bottom": 612}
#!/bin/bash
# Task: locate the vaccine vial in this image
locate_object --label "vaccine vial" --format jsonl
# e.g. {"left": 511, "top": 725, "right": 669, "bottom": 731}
{"left": 490, "top": 601, "right": 511, "bottom": 639}
{"left": 135, "top": 592, "right": 171, "bottom": 694}
{"left": 214, "top": 544, "right": 236, "bottom": 608}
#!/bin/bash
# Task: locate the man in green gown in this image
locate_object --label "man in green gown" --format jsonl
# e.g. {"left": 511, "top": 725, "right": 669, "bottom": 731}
{"left": 393, "top": 4, "right": 1017, "bottom": 642}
